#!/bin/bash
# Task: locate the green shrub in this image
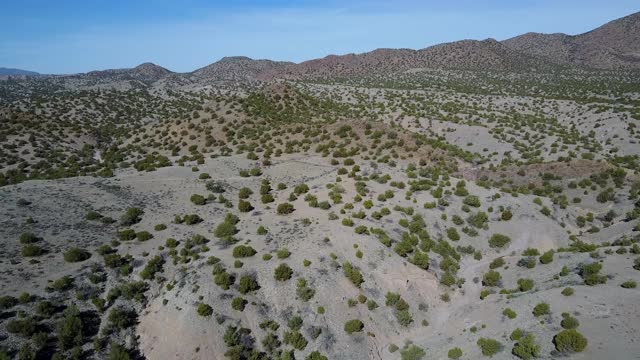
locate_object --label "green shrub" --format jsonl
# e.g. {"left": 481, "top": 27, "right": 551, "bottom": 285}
{"left": 512, "top": 333, "right": 540, "bottom": 360}
{"left": 296, "top": 278, "right": 315, "bottom": 301}
{"left": 467, "top": 211, "right": 488, "bottom": 228}
{"left": 47, "top": 275, "right": 74, "bottom": 292}
{"left": 206, "top": 180, "right": 225, "bottom": 193}
{"left": 214, "top": 271, "right": 235, "bottom": 290}
{"left": 400, "top": 344, "right": 426, "bottom": 360}
{"left": 274, "top": 263, "right": 293, "bottom": 281}
{"left": 553, "top": 329, "right": 587, "bottom": 353}
{"left": 0, "top": 295, "right": 18, "bottom": 310}
{"left": 447, "top": 227, "right": 460, "bottom": 241}
{"left": 231, "top": 297, "right": 246, "bottom": 311}
{"left": 120, "top": 207, "right": 143, "bottom": 226}
{"left": 510, "top": 328, "right": 523, "bottom": 341}
{"left": 448, "top": 347, "right": 463, "bottom": 359}
{"left": 539, "top": 250, "right": 554, "bottom": 264}
{"left": 410, "top": 251, "right": 429, "bottom": 270}
{"left": 489, "top": 234, "right": 511, "bottom": 248}
{"left": 197, "top": 303, "right": 213, "bottom": 317}
{"left": 532, "top": 302, "right": 550, "bottom": 317}
{"left": 118, "top": 229, "right": 136, "bottom": 241}
{"left": 277, "top": 203, "right": 295, "bottom": 215}
{"left": 140, "top": 256, "right": 164, "bottom": 280}
{"left": 63, "top": 248, "right": 91, "bottom": 263}
{"left": 277, "top": 248, "right": 291, "bottom": 259}
{"left": 503, "top": 308, "right": 517, "bottom": 319}
{"left": 22, "top": 244, "right": 44, "bottom": 257}
{"left": 621, "top": 280, "right": 637, "bottom": 288}
{"left": 561, "top": 287, "right": 574, "bottom": 296}
{"left": 489, "top": 257, "right": 505, "bottom": 269}
{"left": 561, "top": 313, "right": 579, "bottom": 329}
{"left": 305, "top": 351, "right": 328, "bottom": 360}
{"left": 6, "top": 317, "right": 37, "bottom": 337}
{"left": 238, "top": 276, "right": 260, "bottom": 294}
{"left": 283, "top": 331, "right": 307, "bottom": 350}
{"left": 107, "top": 307, "right": 137, "bottom": 330}
{"left": 343, "top": 261, "right": 363, "bottom": 287}
{"left": 238, "top": 187, "right": 253, "bottom": 199}
{"left": 232, "top": 245, "right": 257, "bottom": 258}
{"left": 482, "top": 270, "right": 501, "bottom": 287}
{"left": 343, "top": 319, "right": 364, "bottom": 334}
{"left": 517, "top": 278, "right": 534, "bottom": 292}
{"left": 214, "top": 214, "right": 239, "bottom": 239}
{"left": 106, "top": 342, "right": 132, "bottom": 360}
{"left": 477, "top": 338, "right": 502, "bottom": 357}
{"left": 579, "top": 262, "right": 606, "bottom": 285}
{"left": 182, "top": 214, "right": 203, "bottom": 225}
{"left": 56, "top": 305, "right": 83, "bottom": 350}
{"left": 19, "top": 232, "right": 39, "bottom": 244}
{"left": 190, "top": 194, "right": 206, "bottom": 205}
{"left": 238, "top": 200, "right": 253, "bottom": 212}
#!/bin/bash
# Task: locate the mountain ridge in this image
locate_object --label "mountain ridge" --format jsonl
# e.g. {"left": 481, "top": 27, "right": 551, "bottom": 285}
{"left": 16, "top": 11, "right": 640, "bottom": 85}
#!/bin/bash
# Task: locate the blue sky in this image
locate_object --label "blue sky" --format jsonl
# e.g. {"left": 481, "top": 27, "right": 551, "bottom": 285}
{"left": 1, "top": 0, "right": 638, "bottom": 74}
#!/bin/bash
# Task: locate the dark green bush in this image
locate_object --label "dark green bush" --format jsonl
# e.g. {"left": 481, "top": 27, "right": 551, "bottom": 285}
{"left": 140, "top": 256, "right": 164, "bottom": 280}
{"left": 232, "top": 245, "right": 257, "bottom": 258}
{"left": 553, "top": 329, "right": 587, "bottom": 353}
{"left": 489, "top": 234, "right": 511, "bottom": 248}
{"left": 120, "top": 207, "right": 143, "bottom": 226}
{"left": 277, "top": 203, "right": 295, "bottom": 215}
{"left": 512, "top": 333, "right": 540, "bottom": 360}
{"left": 190, "top": 194, "right": 206, "bottom": 205}
{"left": 231, "top": 297, "right": 246, "bottom": 311}
{"left": 477, "top": 338, "right": 502, "bottom": 357}
{"left": 482, "top": 270, "right": 501, "bottom": 287}
{"left": 343, "top": 261, "right": 363, "bottom": 287}
{"left": 22, "top": 244, "right": 44, "bottom": 257}
{"left": 238, "top": 276, "right": 260, "bottom": 294}
{"left": 63, "top": 247, "right": 91, "bottom": 263}
{"left": 343, "top": 319, "right": 364, "bottom": 334}
{"left": 274, "top": 263, "right": 293, "bottom": 281}
{"left": 532, "top": 302, "right": 550, "bottom": 317}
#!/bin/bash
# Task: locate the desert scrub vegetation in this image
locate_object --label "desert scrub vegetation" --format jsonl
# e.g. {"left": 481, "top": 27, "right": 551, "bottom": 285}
{"left": 274, "top": 263, "right": 293, "bottom": 281}
{"left": 120, "top": 207, "right": 143, "bottom": 226}
{"left": 232, "top": 245, "right": 257, "bottom": 258}
{"left": 579, "top": 262, "right": 607, "bottom": 285}
{"left": 190, "top": 194, "right": 206, "bottom": 205}
{"left": 400, "top": 344, "right": 426, "bottom": 360}
{"left": 214, "top": 213, "right": 239, "bottom": 242}
{"left": 277, "top": 202, "right": 295, "bottom": 215}
{"left": 477, "top": 337, "right": 503, "bottom": 357}
{"left": 63, "top": 247, "right": 91, "bottom": 262}
{"left": 532, "top": 302, "right": 550, "bottom": 317}
{"left": 197, "top": 303, "right": 213, "bottom": 317}
{"left": 512, "top": 333, "right": 540, "bottom": 360}
{"left": 342, "top": 261, "right": 364, "bottom": 287}
{"left": 448, "top": 347, "right": 463, "bottom": 359}
{"left": 554, "top": 329, "right": 587, "bottom": 353}
{"left": 343, "top": 319, "right": 364, "bottom": 334}
{"left": 488, "top": 233, "right": 511, "bottom": 248}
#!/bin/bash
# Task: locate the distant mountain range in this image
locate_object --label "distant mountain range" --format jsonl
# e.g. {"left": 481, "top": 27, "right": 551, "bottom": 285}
{"left": 0, "top": 67, "right": 39, "bottom": 76}
{"left": 6, "top": 11, "right": 639, "bottom": 85}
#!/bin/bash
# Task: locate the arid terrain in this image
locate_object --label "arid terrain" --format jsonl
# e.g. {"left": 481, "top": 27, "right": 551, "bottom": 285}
{"left": 1, "top": 11, "right": 640, "bottom": 360}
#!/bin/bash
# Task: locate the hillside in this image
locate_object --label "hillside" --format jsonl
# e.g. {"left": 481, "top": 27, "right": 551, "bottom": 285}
{"left": 0, "top": 67, "right": 39, "bottom": 76}
{"left": 503, "top": 12, "right": 640, "bottom": 69}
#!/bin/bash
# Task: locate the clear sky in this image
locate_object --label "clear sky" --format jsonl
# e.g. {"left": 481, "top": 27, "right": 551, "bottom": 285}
{"left": 1, "top": 0, "right": 638, "bottom": 74}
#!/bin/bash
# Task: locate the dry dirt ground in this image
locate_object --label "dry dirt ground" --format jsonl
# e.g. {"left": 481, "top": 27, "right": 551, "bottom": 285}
{"left": 2, "top": 151, "right": 638, "bottom": 359}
